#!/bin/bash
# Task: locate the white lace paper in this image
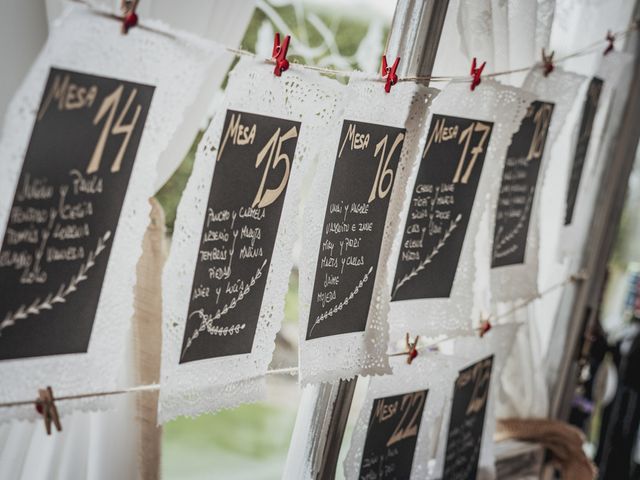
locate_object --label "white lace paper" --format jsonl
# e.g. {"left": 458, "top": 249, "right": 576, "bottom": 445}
{"left": 389, "top": 80, "right": 533, "bottom": 340}
{"left": 159, "top": 58, "right": 344, "bottom": 422}
{"left": 0, "top": 4, "right": 224, "bottom": 422}
{"left": 298, "top": 78, "right": 437, "bottom": 384}
{"left": 558, "top": 52, "right": 633, "bottom": 259}
{"left": 433, "top": 324, "right": 520, "bottom": 480}
{"left": 343, "top": 353, "right": 464, "bottom": 480}
{"left": 490, "top": 67, "right": 586, "bottom": 302}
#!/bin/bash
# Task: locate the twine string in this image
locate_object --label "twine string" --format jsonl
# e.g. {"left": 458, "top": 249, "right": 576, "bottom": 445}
{"left": 70, "top": 0, "right": 639, "bottom": 84}
{"left": 0, "top": 271, "right": 586, "bottom": 409}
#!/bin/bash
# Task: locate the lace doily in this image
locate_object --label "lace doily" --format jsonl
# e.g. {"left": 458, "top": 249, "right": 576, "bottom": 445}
{"left": 343, "top": 353, "right": 464, "bottom": 480}
{"left": 490, "top": 67, "right": 586, "bottom": 302}
{"left": 159, "top": 58, "right": 344, "bottom": 422}
{"left": 0, "top": 4, "right": 223, "bottom": 422}
{"left": 432, "top": 324, "right": 520, "bottom": 479}
{"left": 388, "top": 80, "right": 533, "bottom": 341}
{"left": 558, "top": 52, "right": 633, "bottom": 259}
{"left": 298, "top": 77, "right": 437, "bottom": 384}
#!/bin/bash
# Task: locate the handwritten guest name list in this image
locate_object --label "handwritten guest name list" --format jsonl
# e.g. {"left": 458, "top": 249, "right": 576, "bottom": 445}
{"left": 492, "top": 101, "right": 554, "bottom": 267}
{"left": 0, "top": 68, "right": 153, "bottom": 360}
{"left": 358, "top": 390, "right": 428, "bottom": 480}
{"left": 392, "top": 114, "right": 493, "bottom": 301}
{"left": 180, "top": 110, "right": 300, "bottom": 363}
{"left": 565, "top": 77, "right": 603, "bottom": 225}
{"left": 306, "top": 121, "right": 405, "bottom": 340}
{"left": 442, "top": 356, "right": 494, "bottom": 480}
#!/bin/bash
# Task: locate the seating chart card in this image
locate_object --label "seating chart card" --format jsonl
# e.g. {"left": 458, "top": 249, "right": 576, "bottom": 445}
{"left": 0, "top": 68, "right": 153, "bottom": 360}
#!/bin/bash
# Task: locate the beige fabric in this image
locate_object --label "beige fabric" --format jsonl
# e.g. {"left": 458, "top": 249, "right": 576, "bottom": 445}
{"left": 133, "top": 198, "right": 167, "bottom": 479}
{"left": 496, "top": 418, "right": 597, "bottom": 480}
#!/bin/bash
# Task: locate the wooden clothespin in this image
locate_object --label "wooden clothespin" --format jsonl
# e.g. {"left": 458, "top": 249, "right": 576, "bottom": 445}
{"left": 604, "top": 31, "right": 615, "bottom": 55}
{"left": 542, "top": 49, "right": 555, "bottom": 77}
{"left": 272, "top": 33, "right": 291, "bottom": 77}
{"left": 35, "top": 386, "right": 62, "bottom": 435}
{"left": 477, "top": 315, "right": 492, "bottom": 338}
{"left": 404, "top": 333, "right": 419, "bottom": 364}
{"left": 381, "top": 56, "right": 400, "bottom": 93}
{"left": 470, "top": 57, "right": 486, "bottom": 91}
{"left": 390, "top": 333, "right": 420, "bottom": 364}
{"left": 120, "top": 0, "right": 139, "bottom": 34}
{"left": 570, "top": 269, "right": 589, "bottom": 282}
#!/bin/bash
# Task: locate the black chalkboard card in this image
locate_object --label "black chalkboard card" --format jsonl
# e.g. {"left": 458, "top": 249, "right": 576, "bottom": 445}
{"left": 0, "top": 68, "right": 154, "bottom": 360}
{"left": 491, "top": 101, "right": 555, "bottom": 267}
{"left": 391, "top": 115, "right": 493, "bottom": 301}
{"left": 442, "top": 356, "right": 494, "bottom": 480}
{"left": 359, "top": 390, "right": 428, "bottom": 480}
{"left": 305, "top": 120, "right": 406, "bottom": 340}
{"left": 180, "top": 110, "right": 300, "bottom": 363}
{"left": 564, "top": 77, "right": 603, "bottom": 225}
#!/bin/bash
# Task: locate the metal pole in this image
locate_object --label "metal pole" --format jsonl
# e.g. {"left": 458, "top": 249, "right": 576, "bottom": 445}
{"left": 385, "top": 0, "right": 450, "bottom": 77}
{"left": 550, "top": 6, "right": 640, "bottom": 419}
{"left": 283, "top": 1, "right": 449, "bottom": 479}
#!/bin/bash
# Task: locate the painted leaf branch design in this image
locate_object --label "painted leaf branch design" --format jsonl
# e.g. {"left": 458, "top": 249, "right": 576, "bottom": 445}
{"left": 492, "top": 188, "right": 534, "bottom": 260}
{"left": 181, "top": 258, "right": 268, "bottom": 358}
{"left": 310, "top": 265, "right": 373, "bottom": 334}
{"left": 1, "top": 231, "right": 112, "bottom": 335}
{"left": 392, "top": 214, "right": 462, "bottom": 299}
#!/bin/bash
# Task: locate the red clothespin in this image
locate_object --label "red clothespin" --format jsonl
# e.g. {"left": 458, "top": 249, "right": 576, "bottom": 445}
{"left": 35, "top": 386, "right": 62, "bottom": 435}
{"left": 272, "top": 33, "right": 291, "bottom": 77}
{"left": 381, "top": 56, "right": 400, "bottom": 93}
{"left": 470, "top": 57, "right": 486, "bottom": 91}
{"left": 120, "top": 0, "right": 139, "bottom": 34}
{"left": 389, "top": 333, "right": 419, "bottom": 364}
{"left": 542, "top": 49, "right": 555, "bottom": 77}
{"left": 477, "top": 315, "right": 492, "bottom": 338}
{"left": 604, "top": 31, "right": 615, "bottom": 55}
{"left": 405, "top": 333, "right": 419, "bottom": 364}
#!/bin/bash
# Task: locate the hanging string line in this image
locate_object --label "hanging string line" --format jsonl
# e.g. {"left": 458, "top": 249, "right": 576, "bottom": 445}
{"left": 72, "top": 0, "right": 639, "bottom": 84}
{"left": 0, "top": 270, "right": 586, "bottom": 409}
{"left": 0, "top": 366, "right": 299, "bottom": 409}
{"left": 401, "top": 268, "right": 589, "bottom": 356}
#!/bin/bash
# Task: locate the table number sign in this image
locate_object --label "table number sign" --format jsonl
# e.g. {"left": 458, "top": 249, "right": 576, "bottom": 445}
{"left": 299, "top": 78, "right": 435, "bottom": 384}
{"left": 0, "top": 4, "right": 224, "bottom": 421}
{"left": 558, "top": 53, "right": 633, "bottom": 261}
{"left": 358, "top": 390, "right": 428, "bottom": 479}
{"left": 180, "top": 110, "right": 300, "bottom": 363}
{"left": 0, "top": 68, "right": 153, "bottom": 359}
{"left": 442, "top": 356, "right": 494, "bottom": 480}
{"left": 387, "top": 81, "right": 532, "bottom": 339}
{"left": 306, "top": 120, "right": 406, "bottom": 340}
{"left": 392, "top": 114, "right": 493, "bottom": 301}
{"left": 564, "top": 77, "right": 603, "bottom": 226}
{"left": 160, "top": 58, "right": 344, "bottom": 422}
{"left": 343, "top": 354, "right": 460, "bottom": 480}
{"left": 491, "top": 67, "right": 586, "bottom": 302}
{"left": 491, "top": 101, "right": 554, "bottom": 269}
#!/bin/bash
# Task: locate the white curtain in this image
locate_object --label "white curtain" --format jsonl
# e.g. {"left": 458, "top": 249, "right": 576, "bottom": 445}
{"left": 0, "top": 1, "right": 254, "bottom": 479}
